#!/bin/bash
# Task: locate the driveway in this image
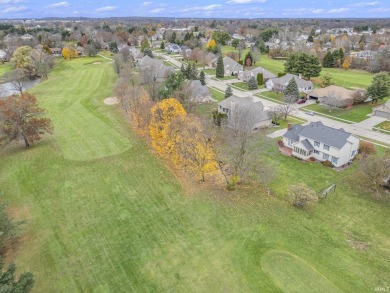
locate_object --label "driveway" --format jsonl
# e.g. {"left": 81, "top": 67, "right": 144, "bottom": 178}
{"left": 354, "top": 116, "right": 387, "bottom": 130}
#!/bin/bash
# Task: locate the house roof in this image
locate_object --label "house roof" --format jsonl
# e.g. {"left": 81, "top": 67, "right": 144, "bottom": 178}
{"left": 187, "top": 80, "right": 214, "bottom": 102}
{"left": 248, "top": 67, "right": 276, "bottom": 79}
{"left": 299, "top": 139, "right": 314, "bottom": 151}
{"left": 269, "top": 73, "right": 313, "bottom": 89}
{"left": 223, "top": 56, "right": 243, "bottom": 73}
{"left": 283, "top": 121, "right": 353, "bottom": 149}
{"left": 218, "top": 96, "right": 270, "bottom": 122}
{"left": 308, "top": 85, "right": 354, "bottom": 101}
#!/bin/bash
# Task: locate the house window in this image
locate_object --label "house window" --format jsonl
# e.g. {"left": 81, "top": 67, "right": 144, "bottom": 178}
{"left": 323, "top": 144, "right": 330, "bottom": 151}
{"left": 314, "top": 150, "right": 319, "bottom": 154}
{"left": 288, "top": 139, "right": 293, "bottom": 146}
{"left": 351, "top": 150, "right": 356, "bottom": 157}
{"left": 332, "top": 157, "right": 338, "bottom": 165}
{"left": 314, "top": 141, "right": 320, "bottom": 147}
{"left": 323, "top": 153, "right": 329, "bottom": 160}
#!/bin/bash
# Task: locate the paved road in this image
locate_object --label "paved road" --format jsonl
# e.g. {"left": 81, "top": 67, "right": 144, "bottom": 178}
{"left": 163, "top": 54, "right": 390, "bottom": 145}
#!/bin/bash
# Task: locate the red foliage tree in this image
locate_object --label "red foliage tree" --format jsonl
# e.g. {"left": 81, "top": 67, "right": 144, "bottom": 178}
{"left": 0, "top": 93, "right": 53, "bottom": 147}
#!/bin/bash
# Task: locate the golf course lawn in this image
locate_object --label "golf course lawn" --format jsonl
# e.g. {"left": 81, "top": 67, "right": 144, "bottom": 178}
{"left": 0, "top": 63, "right": 12, "bottom": 77}
{"left": 0, "top": 56, "right": 389, "bottom": 292}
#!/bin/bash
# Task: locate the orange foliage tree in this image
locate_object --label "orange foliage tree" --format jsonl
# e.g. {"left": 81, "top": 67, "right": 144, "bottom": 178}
{"left": 342, "top": 56, "right": 352, "bottom": 70}
{"left": 62, "top": 47, "right": 78, "bottom": 60}
{"left": 206, "top": 39, "right": 217, "bottom": 53}
{"left": 0, "top": 93, "right": 53, "bottom": 147}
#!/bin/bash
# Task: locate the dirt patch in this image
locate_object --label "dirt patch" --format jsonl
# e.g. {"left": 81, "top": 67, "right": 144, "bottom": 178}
{"left": 104, "top": 97, "right": 119, "bottom": 105}
{"left": 92, "top": 61, "right": 101, "bottom": 65}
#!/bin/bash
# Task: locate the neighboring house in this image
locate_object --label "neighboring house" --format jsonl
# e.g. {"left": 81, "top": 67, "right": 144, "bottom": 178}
{"left": 307, "top": 85, "right": 354, "bottom": 108}
{"left": 223, "top": 56, "right": 243, "bottom": 76}
{"left": 181, "top": 46, "right": 192, "bottom": 58}
{"left": 0, "top": 49, "right": 7, "bottom": 61}
{"left": 187, "top": 80, "right": 215, "bottom": 103}
{"left": 49, "top": 48, "right": 62, "bottom": 56}
{"left": 372, "top": 100, "right": 390, "bottom": 119}
{"left": 204, "top": 52, "right": 218, "bottom": 68}
{"left": 138, "top": 55, "right": 175, "bottom": 82}
{"left": 129, "top": 47, "right": 143, "bottom": 61}
{"left": 151, "top": 33, "right": 163, "bottom": 41}
{"left": 218, "top": 96, "right": 272, "bottom": 130}
{"left": 166, "top": 44, "right": 181, "bottom": 54}
{"left": 20, "top": 33, "right": 33, "bottom": 40}
{"left": 355, "top": 50, "right": 376, "bottom": 60}
{"left": 283, "top": 121, "right": 360, "bottom": 167}
{"left": 266, "top": 73, "right": 314, "bottom": 93}
{"left": 238, "top": 67, "right": 276, "bottom": 83}
{"left": 76, "top": 46, "right": 84, "bottom": 56}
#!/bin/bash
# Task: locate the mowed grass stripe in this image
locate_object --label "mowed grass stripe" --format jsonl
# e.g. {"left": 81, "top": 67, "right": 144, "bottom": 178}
{"left": 30, "top": 58, "right": 130, "bottom": 161}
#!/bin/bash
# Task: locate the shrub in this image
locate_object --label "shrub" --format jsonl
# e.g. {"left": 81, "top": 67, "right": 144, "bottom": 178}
{"left": 257, "top": 73, "right": 263, "bottom": 85}
{"left": 248, "top": 76, "right": 258, "bottom": 90}
{"left": 315, "top": 100, "right": 320, "bottom": 104}
{"left": 321, "top": 160, "right": 334, "bottom": 167}
{"left": 289, "top": 183, "right": 318, "bottom": 209}
{"left": 309, "top": 157, "right": 316, "bottom": 161}
{"left": 277, "top": 72, "right": 286, "bottom": 77}
{"left": 359, "top": 141, "right": 376, "bottom": 156}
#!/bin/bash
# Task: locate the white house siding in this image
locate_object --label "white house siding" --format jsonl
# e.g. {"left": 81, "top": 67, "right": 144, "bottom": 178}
{"left": 266, "top": 80, "right": 274, "bottom": 90}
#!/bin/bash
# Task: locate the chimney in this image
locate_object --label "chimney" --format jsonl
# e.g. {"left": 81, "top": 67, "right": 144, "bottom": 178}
{"left": 298, "top": 74, "right": 302, "bottom": 79}
{"left": 288, "top": 123, "right": 293, "bottom": 130}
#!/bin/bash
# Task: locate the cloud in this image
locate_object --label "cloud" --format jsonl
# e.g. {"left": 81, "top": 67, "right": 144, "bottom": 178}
{"left": 150, "top": 8, "right": 164, "bottom": 13}
{"left": 95, "top": 6, "right": 117, "bottom": 12}
{"left": 181, "top": 4, "right": 221, "bottom": 12}
{"left": 46, "top": 2, "right": 69, "bottom": 9}
{"left": 328, "top": 7, "right": 349, "bottom": 13}
{"left": 0, "top": 0, "right": 24, "bottom": 4}
{"left": 142, "top": 1, "right": 153, "bottom": 6}
{"left": 353, "top": 1, "right": 379, "bottom": 6}
{"left": 2, "top": 5, "right": 27, "bottom": 12}
{"left": 227, "top": 0, "right": 266, "bottom": 3}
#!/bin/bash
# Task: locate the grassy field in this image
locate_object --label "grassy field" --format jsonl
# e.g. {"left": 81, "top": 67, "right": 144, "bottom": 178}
{"left": 375, "top": 121, "right": 390, "bottom": 131}
{"left": 258, "top": 91, "right": 285, "bottom": 103}
{"left": 302, "top": 98, "right": 389, "bottom": 123}
{"left": 0, "top": 56, "right": 389, "bottom": 292}
{"left": 203, "top": 69, "right": 216, "bottom": 75}
{"left": 0, "top": 63, "right": 12, "bottom": 77}
{"left": 209, "top": 86, "right": 225, "bottom": 101}
{"left": 230, "top": 81, "right": 263, "bottom": 91}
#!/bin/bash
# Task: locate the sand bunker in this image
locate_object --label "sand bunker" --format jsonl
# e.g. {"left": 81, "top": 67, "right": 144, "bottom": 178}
{"left": 104, "top": 97, "right": 119, "bottom": 105}
{"left": 92, "top": 61, "right": 101, "bottom": 65}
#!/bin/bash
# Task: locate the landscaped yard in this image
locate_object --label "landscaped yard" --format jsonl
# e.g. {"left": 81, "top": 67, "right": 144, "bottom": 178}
{"left": 302, "top": 98, "right": 389, "bottom": 123}
{"left": 230, "top": 81, "right": 263, "bottom": 91}
{"left": 374, "top": 121, "right": 390, "bottom": 133}
{"left": 209, "top": 86, "right": 225, "bottom": 101}
{"left": 257, "top": 91, "right": 285, "bottom": 103}
{"left": 0, "top": 56, "right": 389, "bottom": 292}
{"left": 213, "top": 75, "right": 238, "bottom": 81}
{"left": 203, "top": 69, "right": 216, "bottom": 75}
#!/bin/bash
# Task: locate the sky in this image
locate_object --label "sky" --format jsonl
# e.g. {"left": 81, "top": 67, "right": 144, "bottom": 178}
{"left": 0, "top": 0, "right": 389, "bottom": 19}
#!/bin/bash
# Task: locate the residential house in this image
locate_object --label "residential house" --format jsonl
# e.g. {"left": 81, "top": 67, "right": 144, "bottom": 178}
{"left": 0, "top": 49, "right": 8, "bottom": 61}
{"left": 266, "top": 73, "right": 314, "bottom": 93}
{"left": 151, "top": 33, "right": 163, "bottom": 41}
{"left": 238, "top": 67, "right": 276, "bottom": 83}
{"left": 138, "top": 55, "right": 175, "bottom": 82}
{"left": 372, "top": 100, "right": 390, "bottom": 119}
{"left": 20, "top": 33, "right": 33, "bottom": 40}
{"left": 218, "top": 96, "right": 272, "bottom": 130}
{"left": 204, "top": 52, "right": 218, "bottom": 68}
{"left": 181, "top": 46, "right": 192, "bottom": 58}
{"left": 223, "top": 56, "right": 243, "bottom": 76}
{"left": 49, "top": 48, "right": 62, "bottom": 57}
{"left": 307, "top": 85, "right": 354, "bottom": 108}
{"left": 166, "top": 44, "right": 181, "bottom": 54}
{"left": 283, "top": 121, "right": 360, "bottom": 167}
{"left": 76, "top": 46, "right": 84, "bottom": 56}
{"left": 129, "top": 47, "right": 143, "bottom": 61}
{"left": 187, "top": 80, "right": 215, "bottom": 103}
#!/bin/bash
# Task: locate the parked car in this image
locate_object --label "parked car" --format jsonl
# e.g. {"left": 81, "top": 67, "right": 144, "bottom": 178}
{"left": 297, "top": 99, "right": 306, "bottom": 104}
{"left": 305, "top": 111, "right": 315, "bottom": 116}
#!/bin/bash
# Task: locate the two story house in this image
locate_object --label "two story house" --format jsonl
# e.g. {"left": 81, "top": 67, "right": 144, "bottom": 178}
{"left": 266, "top": 73, "right": 314, "bottom": 93}
{"left": 282, "top": 121, "right": 359, "bottom": 167}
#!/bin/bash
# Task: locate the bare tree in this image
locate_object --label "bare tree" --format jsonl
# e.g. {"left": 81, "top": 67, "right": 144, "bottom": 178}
{"left": 360, "top": 150, "right": 390, "bottom": 190}
{"left": 275, "top": 103, "right": 295, "bottom": 121}
{"left": 3, "top": 69, "right": 29, "bottom": 95}
{"left": 321, "top": 92, "right": 348, "bottom": 112}
{"left": 141, "top": 67, "right": 161, "bottom": 101}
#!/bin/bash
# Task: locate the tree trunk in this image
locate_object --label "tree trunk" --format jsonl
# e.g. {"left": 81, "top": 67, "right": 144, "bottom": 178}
{"left": 24, "top": 137, "right": 30, "bottom": 147}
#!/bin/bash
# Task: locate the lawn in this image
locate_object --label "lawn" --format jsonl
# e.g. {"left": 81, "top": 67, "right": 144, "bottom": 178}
{"left": 0, "top": 63, "right": 12, "bottom": 77}
{"left": 230, "top": 81, "right": 263, "bottom": 91}
{"left": 209, "top": 86, "right": 225, "bottom": 101}
{"left": 257, "top": 91, "right": 285, "bottom": 102}
{"left": 302, "top": 98, "right": 389, "bottom": 123}
{"left": 203, "top": 69, "right": 216, "bottom": 75}
{"left": 257, "top": 54, "right": 375, "bottom": 90}
{"left": 0, "top": 56, "right": 389, "bottom": 292}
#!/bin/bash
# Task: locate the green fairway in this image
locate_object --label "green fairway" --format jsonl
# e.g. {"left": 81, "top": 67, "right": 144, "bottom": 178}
{"left": 0, "top": 56, "right": 389, "bottom": 292}
{"left": 261, "top": 250, "right": 344, "bottom": 293}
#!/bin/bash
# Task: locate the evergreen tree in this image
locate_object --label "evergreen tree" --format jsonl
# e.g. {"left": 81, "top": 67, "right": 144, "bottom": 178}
{"left": 180, "top": 64, "right": 186, "bottom": 76}
{"left": 216, "top": 56, "right": 224, "bottom": 78}
{"left": 284, "top": 78, "right": 299, "bottom": 101}
{"left": 248, "top": 76, "right": 258, "bottom": 90}
{"left": 0, "top": 262, "right": 34, "bottom": 293}
{"left": 143, "top": 49, "right": 153, "bottom": 58}
{"left": 284, "top": 52, "right": 322, "bottom": 79}
{"left": 338, "top": 48, "right": 345, "bottom": 64}
{"left": 307, "top": 35, "right": 314, "bottom": 42}
{"left": 160, "top": 41, "right": 165, "bottom": 49}
{"left": 322, "top": 51, "right": 335, "bottom": 68}
{"left": 257, "top": 73, "right": 263, "bottom": 85}
{"left": 367, "top": 72, "right": 390, "bottom": 103}
{"left": 225, "top": 86, "right": 233, "bottom": 99}
{"left": 199, "top": 71, "right": 206, "bottom": 85}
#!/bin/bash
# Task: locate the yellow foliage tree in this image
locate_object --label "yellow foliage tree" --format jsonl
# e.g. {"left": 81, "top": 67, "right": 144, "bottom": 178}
{"left": 62, "top": 47, "right": 78, "bottom": 60}
{"left": 342, "top": 56, "right": 352, "bottom": 70}
{"left": 206, "top": 39, "right": 217, "bottom": 51}
{"left": 149, "top": 98, "right": 187, "bottom": 158}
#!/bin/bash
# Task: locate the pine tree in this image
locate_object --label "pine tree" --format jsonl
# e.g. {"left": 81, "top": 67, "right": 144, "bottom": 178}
{"left": 180, "top": 64, "right": 186, "bottom": 76}
{"left": 216, "top": 56, "right": 224, "bottom": 78}
{"left": 367, "top": 72, "right": 390, "bottom": 103}
{"left": 248, "top": 76, "right": 258, "bottom": 90}
{"left": 322, "top": 51, "right": 334, "bottom": 68}
{"left": 199, "top": 71, "right": 206, "bottom": 85}
{"left": 338, "top": 48, "right": 344, "bottom": 64}
{"left": 160, "top": 41, "right": 165, "bottom": 49}
{"left": 257, "top": 73, "right": 263, "bottom": 85}
{"left": 284, "top": 78, "right": 299, "bottom": 101}
{"left": 225, "top": 86, "right": 233, "bottom": 99}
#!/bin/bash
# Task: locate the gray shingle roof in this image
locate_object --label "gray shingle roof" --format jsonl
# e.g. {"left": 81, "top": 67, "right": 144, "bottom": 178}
{"left": 300, "top": 139, "right": 314, "bottom": 150}
{"left": 223, "top": 56, "right": 243, "bottom": 73}
{"left": 270, "top": 73, "right": 313, "bottom": 89}
{"left": 283, "top": 121, "right": 353, "bottom": 149}
{"left": 218, "top": 96, "right": 270, "bottom": 122}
